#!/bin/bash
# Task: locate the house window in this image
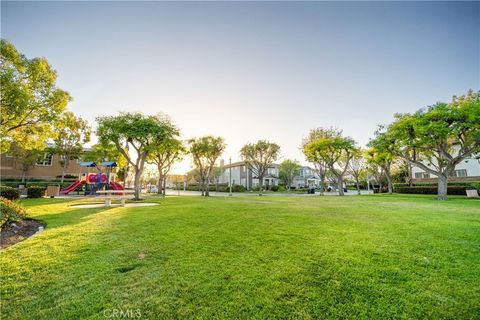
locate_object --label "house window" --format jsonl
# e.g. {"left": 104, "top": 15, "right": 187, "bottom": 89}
{"left": 36, "top": 153, "right": 53, "bottom": 166}
{"left": 453, "top": 169, "right": 467, "bottom": 177}
{"left": 414, "top": 172, "right": 430, "bottom": 179}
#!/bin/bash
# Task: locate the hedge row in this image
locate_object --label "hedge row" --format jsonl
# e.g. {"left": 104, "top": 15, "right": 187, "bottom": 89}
{"left": 1, "top": 181, "right": 74, "bottom": 189}
{"left": 394, "top": 181, "right": 480, "bottom": 188}
{"left": 0, "top": 185, "right": 47, "bottom": 199}
{"left": 0, "top": 186, "right": 20, "bottom": 200}
{"left": 394, "top": 186, "right": 470, "bottom": 195}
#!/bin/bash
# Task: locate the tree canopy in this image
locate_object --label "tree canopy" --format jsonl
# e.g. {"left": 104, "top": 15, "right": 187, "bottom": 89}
{"left": 189, "top": 136, "right": 226, "bottom": 196}
{"left": 382, "top": 90, "right": 480, "bottom": 199}
{"left": 0, "top": 39, "right": 71, "bottom": 153}
{"left": 279, "top": 159, "right": 301, "bottom": 190}
{"left": 96, "top": 112, "right": 178, "bottom": 199}
{"left": 240, "top": 140, "right": 280, "bottom": 195}
{"left": 303, "top": 128, "right": 357, "bottom": 196}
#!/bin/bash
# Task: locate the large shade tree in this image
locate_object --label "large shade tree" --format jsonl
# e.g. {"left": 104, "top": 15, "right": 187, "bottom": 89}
{"left": 347, "top": 149, "right": 365, "bottom": 195}
{"left": 148, "top": 137, "right": 185, "bottom": 196}
{"left": 53, "top": 112, "right": 91, "bottom": 183}
{"left": 0, "top": 39, "right": 71, "bottom": 153}
{"left": 96, "top": 112, "right": 178, "bottom": 199}
{"left": 382, "top": 90, "right": 480, "bottom": 200}
{"left": 189, "top": 136, "right": 226, "bottom": 196}
{"left": 240, "top": 140, "right": 280, "bottom": 195}
{"left": 279, "top": 159, "right": 301, "bottom": 190}
{"left": 303, "top": 128, "right": 357, "bottom": 196}
{"left": 365, "top": 143, "right": 394, "bottom": 194}
{"left": 302, "top": 128, "right": 339, "bottom": 195}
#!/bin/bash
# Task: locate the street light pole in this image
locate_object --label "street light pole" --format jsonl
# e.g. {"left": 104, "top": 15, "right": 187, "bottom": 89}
{"left": 229, "top": 157, "right": 232, "bottom": 196}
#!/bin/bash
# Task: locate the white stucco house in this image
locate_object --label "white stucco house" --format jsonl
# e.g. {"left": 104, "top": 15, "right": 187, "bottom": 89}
{"left": 411, "top": 151, "right": 480, "bottom": 182}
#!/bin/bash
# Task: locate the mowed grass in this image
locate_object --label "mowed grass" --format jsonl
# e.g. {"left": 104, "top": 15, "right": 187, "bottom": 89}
{"left": 1, "top": 195, "right": 479, "bottom": 319}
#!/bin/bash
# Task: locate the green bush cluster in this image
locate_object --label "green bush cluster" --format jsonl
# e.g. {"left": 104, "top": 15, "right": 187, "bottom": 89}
{"left": 27, "top": 186, "right": 46, "bottom": 198}
{"left": 394, "top": 181, "right": 480, "bottom": 188}
{"left": 270, "top": 185, "right": 279, "bottom": 192}
{"left": 0, "top": 197, "right": 27, "bottom": 227}
{"left": 1, "top": 181, "right": 73, "bottom": 189}
{"left": 394, "top": 186, "right": 469, "bottom": 195}
{"left": 0, "top": 186, "right": 20, "bottom": 200}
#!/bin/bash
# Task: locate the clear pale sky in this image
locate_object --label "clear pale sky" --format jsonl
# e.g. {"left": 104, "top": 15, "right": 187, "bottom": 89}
{"left": 2, "top": 1, "right": 479, "bottom": 173}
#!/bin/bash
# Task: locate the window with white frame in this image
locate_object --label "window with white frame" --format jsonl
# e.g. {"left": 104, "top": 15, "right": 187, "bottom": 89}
{"left": 36, "top": 153, "right": 53, "bottom": 166}
{"left": 453, "top": 169, "right": 467, "bottom": 177}
{"left": 414, "top": 172, "right": 430, "bottom": 179}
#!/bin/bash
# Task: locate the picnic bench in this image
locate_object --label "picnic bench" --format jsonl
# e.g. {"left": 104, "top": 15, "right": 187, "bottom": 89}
{"left": 95, "top": 190, "right": 136, "bottom": 207}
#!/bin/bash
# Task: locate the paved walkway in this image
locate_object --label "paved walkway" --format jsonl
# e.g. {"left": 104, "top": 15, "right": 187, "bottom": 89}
{"left": 164, "top": 189, "right": 374, "bottom": 197}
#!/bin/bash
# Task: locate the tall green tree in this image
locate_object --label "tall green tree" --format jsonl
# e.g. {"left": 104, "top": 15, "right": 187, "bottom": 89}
{"left": 302, "top": 128, "right": 339, "bottom": 195}
{"left": 9, "top": 143, "right": 44, "bottom": 183}
{"left": 303, "top": 129, "right": 357, "bottom": 196}
{"left": 189, "top": 136, "right": 226, "bottom": 196}
{"left": 347, "top": 149, "right": 365, "bottom": 195}
{"left": 365, "top": 147, "right": 393, "bottom": 194}
{"left": 382, "top": 90, "right": 480, "bottom": 200}
{"left": 52, "top": 112, "right": 91, "bottom": 183}
{"left": 279, "top": 159, "right": 301, "bottom": 190}
{"left": 96, "top": 112, "right": 178, "bottom": 199}
{"left": 148, "top": 137, "right": 185, "bottom": 196}
{"left": 240, "top": 140, "right": 280, "bottom": 195}
{"left": 0, "top": 39, "right": 71, "bottom": 153}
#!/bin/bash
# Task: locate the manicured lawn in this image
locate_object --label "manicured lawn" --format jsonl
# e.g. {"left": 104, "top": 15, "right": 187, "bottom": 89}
{"left": 1, "top": 195, "right": 479, "bottom": 319}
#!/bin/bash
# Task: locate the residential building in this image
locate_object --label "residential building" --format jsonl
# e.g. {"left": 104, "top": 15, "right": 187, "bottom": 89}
{"left": 291, "top": 166, "right": 321, "bottom": 188}
{"left": 411, "top": 152, "right": 480, "bottom": 183}
{"left": 1, "top": 148, "right": 91, "bottom": 181}
{"left": 218, "top": 161, "right": 280, "bottom": 190}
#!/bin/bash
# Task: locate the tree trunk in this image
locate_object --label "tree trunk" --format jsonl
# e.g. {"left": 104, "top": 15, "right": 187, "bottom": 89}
{"left": 21, "top": 169, "right": 27, "bottom": 183}
{"left": 437, "top": 174, "right": 448, "bottom": 200}
{"left": 133, "top": 168, "right": 142, "bottom": 200}
{"left": 356, "top": 179, "right": 361, "bottom": 195}
{"left": 337, "top": 175, "right": 344, "bottom": 196}
{"left": 205, "top": 176, "right": 210, "bottom": 197}
{"left": 258, "top": 177, "right": 263, "bottom": 196}
{"left": 201, "top": 177, "right": 205, "bottom": 196}
{"left": 162, "top": 177, "right": 166, "bottom": 197}
{"left": 318, "top": 175, "right": 325, "bottom": 196}
{"left": 385, "top": 169, "right": 393, "bottom": 194}
{"left": 157, "top": 173, "right": 163, "bottom": 195}
{"left": 407, "top": 163, "right": 413, "bottom": 187}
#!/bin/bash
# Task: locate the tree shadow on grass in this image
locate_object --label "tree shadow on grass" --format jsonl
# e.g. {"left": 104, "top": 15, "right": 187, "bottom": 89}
{"left": 35, "top": 205, "right": 119, "bottom": 230}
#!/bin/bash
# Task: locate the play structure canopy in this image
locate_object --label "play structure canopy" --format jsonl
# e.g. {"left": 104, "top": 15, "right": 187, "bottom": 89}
{"left": 101, "top": 161, "right": 118, "bottom": 167}
{"left": 79, "top": 162, "right": 97, "bottom": 167}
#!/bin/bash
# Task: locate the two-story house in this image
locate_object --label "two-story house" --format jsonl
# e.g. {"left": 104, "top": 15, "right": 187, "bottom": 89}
{"left": 218, "top": 161, "right": 280, "bottom": 190}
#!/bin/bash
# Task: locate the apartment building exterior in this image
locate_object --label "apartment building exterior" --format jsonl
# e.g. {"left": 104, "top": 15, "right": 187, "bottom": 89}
{"left": 1, "top": 149, "right": 89, "bottom": 180}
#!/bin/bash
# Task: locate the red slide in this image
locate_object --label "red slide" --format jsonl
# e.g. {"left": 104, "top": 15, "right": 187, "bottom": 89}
{"left": 110, "top": 181, "right": 124, "bottom": 190}
{"left": 60, "top": 180, "right": 85, "bottom": 195}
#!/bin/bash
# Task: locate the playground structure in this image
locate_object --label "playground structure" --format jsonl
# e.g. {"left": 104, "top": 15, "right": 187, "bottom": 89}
{"left": 60, "top": 161, "right": 124, "bottom": 195}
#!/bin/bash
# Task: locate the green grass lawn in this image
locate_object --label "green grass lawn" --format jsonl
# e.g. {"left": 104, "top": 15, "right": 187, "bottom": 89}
{"left": 1, "top": 195, "right": 479, "bottom": 319}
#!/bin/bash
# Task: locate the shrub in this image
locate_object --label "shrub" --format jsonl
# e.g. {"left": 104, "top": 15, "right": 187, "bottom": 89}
{"left": 0, "top": 197, "right": 27, "bottom": 227}
{"left": 467, "top": 182, "right": 480, "bottom": 191}
{"left": 270, "top": 185, "right": 279, "bottom": 192}
{"left": 27, "top": 186, "right": 46, "bottom": 198}
{"left": 394, "top": 186, "right": 468, "bottom": 195}
{"left": 233, "top": 185, "right": 246, "bottom": 192}
{"left": 0, "top": 186, "right": 20, "bottom": 200}
{"left": 56, "top": 174, "right": 78, "bottom": 179}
